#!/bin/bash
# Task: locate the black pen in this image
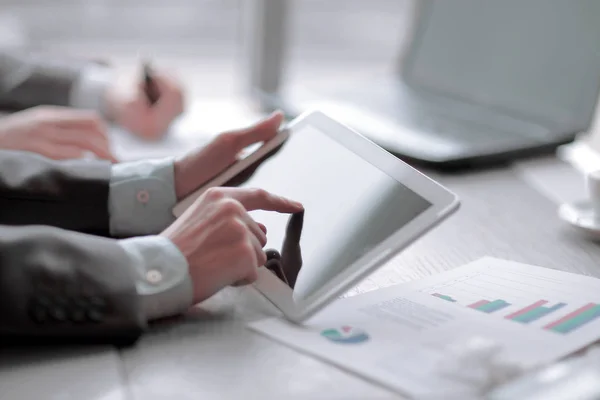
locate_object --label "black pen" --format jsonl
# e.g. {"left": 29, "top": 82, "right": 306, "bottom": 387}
{"left": 143, "top": 61, "right": 160, "bottom": 105}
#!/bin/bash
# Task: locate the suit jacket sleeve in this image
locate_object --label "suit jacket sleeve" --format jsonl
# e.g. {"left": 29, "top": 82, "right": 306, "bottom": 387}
{"left": 0, "top": 225, "right": 146, "bottom": 345}
{"left": 0, "top": 150, "right": 111, "bottom": 236}
{"left": 0, "top": 49, "right": 91, "bottom": 111}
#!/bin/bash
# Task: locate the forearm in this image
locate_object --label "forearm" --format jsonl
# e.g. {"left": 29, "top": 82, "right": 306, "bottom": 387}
{"left": 0, "top": 224, "right": 193, "bottom": 344}
{"left": 0, "top": 224, "right": 146, "bottom": 344}
{"left": 69, "top": 61, "right": 114, "bottom": 120}
{"left": 0, "top": 149, "right": 177, "bottom": 237}
{"left": 109, "top": 158, "right": 177, "bottom": 237}
{"left": 0, "top": 149, "right": 111, "bottom": 235}
{"left": 119, "top": 236, "right": 193, "bottom": 320}
{"left": 110, "top": 159, "right": 193, "bottom": 320}
{"left": 0, "top": 50, "right": 112, "bottom": 114}
{"left": 0, "top": 151, "right": 192, "bottom": 322}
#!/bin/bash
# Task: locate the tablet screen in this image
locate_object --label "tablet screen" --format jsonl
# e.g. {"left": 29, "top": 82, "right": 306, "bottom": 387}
{"left": 234, "top": 125, "right": 432, "bottom": 302}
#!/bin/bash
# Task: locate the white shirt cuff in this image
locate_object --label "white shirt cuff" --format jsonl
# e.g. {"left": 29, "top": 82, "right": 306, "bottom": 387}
{"left": 69, "top": 63, "right": 113, "bottom": 118}
{"left": 109, "top": 158, "right": 177, "bottom": 237}
{"left": 118, "top": 235, "right": 193, "bottom": 321}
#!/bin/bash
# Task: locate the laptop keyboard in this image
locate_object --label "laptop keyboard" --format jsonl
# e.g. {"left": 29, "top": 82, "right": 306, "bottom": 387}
{"left": 368, "top": 97, "right": 533, "bottom": 143}
{"left": 407, "top": 112, "right": 511, "bottom": 141}
{"left": 329, "top": 80, "right": 551, "bottom": 144}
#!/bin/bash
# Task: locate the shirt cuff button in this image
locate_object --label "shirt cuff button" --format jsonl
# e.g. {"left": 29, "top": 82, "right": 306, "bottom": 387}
{"left": 146, "top": 269, "right": 163, "bottom": 284}
{"left": 137, "top": 190, "right": 150, "bottom": 204}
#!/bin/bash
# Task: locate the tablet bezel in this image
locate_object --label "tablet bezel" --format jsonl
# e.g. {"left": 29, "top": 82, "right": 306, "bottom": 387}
{"left": 251, "top": 109, "right": 460, "bottom": 322}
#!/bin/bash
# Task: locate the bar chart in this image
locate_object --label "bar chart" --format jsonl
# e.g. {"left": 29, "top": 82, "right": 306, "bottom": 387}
{"left": 429, "top": 292, "right": 600, "bottom": 335}
{"left": 544, "top": 303, "right": 600, "bottom": 334}
{"left": 468, "top": 299, "right": 511, "bottom": 313}
{"left": 431, "top": 293, "right": 456, "bottom": 302}
{"left": 395, "top": 258, "right": 600, "bottom": 373}
{"left": 418, "top": 258, "right": 600, "bottom": 337}
{"left": 505, "top": 301, "right": 566, "bottom": 324}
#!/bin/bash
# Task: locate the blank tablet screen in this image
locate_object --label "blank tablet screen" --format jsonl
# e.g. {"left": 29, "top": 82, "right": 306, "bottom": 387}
{"left": 233, "top": 125, "right": 432, "bottom": 302}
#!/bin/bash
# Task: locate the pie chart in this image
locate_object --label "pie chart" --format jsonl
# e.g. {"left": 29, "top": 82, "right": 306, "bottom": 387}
{"left": 320, "top": 326, "right": 370, "bottom": 344}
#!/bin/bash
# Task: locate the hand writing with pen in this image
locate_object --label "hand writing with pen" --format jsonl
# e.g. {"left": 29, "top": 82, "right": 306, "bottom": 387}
{"left": 106, "top": 62, "right": 185, "bottom": 141}
{"left": 0, "top": 62, "right": 184, "bottom": 161}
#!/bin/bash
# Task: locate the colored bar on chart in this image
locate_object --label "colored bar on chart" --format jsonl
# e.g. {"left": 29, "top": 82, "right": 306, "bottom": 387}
{"left": 511, "top": 303, "right": 566, "bottom": 323}
{"left": 469, "top": 300, "right": 490, "bottom": 309}
{"left": 544, "top": 303, "right": 595, "bottom": 329}
{"left": 505, "top": 300, "right": 548, "bottom": 319}
{"left": 431, "top": 293, "right": 457, "bottom": 302}
{"left": 545, "top": 303, "right": 600, "bottom": 334}
{"left": 475, "top": 299, "right": 512, "bottom": 313}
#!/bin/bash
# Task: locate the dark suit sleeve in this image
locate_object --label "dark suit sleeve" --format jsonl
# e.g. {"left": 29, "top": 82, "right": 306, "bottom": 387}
{"left": 0, "top": 150, "right": 111, "bottom": 236}
{"left": 0, "top": 225, "right": 145, "bottom": 345}
{"left": 0, "top": 49, "right": 90, "bottom": 111}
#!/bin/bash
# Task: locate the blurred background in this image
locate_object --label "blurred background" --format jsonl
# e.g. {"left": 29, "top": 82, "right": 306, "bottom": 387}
{"left": 3, "top": 0, "right": 600, "bottom": 169}
{"left": 0, "top": 0, "right": 407, "bottom": 101}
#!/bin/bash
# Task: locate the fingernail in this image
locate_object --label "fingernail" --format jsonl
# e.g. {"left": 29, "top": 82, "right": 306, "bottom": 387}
{"left": 292, "top": 201, "right": 303, "bottom": 209}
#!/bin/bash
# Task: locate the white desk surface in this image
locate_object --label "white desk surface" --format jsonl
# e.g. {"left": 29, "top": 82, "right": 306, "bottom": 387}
{"left": 121, "top": 160, "right": 600, "bottom": 400}
{"left": 0, "top": 346, "right": 127, "bottom": 400}
{"left": 5, "top": 103, "right": 600, "bottom": 400}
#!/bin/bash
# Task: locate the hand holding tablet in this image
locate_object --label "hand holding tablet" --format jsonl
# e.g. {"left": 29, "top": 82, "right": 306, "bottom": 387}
{"left": 170, "top": 109, "right": 460, "bottom": 321}
{"left": 172, "top": 126, "right": 289, "bottom": 217}
{"left": 171, "top": 111, "right": 289, "bottom": 212}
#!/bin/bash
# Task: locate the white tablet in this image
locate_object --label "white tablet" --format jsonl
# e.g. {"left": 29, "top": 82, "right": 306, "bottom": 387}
{"left": 178, "top": 110, "right": 460, "bottom": 322}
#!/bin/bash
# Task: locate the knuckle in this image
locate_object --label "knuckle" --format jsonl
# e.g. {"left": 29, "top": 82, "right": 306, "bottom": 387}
{"left": 237, "top": 240, "right": 256, "bottom": 259}
{"left": 245, "top": 267, "right": 258, "bottom": 284}
{"left": 204, "top": 187, "right": 225, "bottom": 201}
{"left": 218, "top": 198, "right": 244, "bottom": 215}
{"left": 225, "top": 218, "right": 248, "bottom": 239}
{"left": 218, "top": 131, "right": 240, "bottom": 149}
{"left": 88, "top": 114, "right": 105, "bottom": 131}
{"left": 250, "top": 188, "right": 269, "bottom": 200}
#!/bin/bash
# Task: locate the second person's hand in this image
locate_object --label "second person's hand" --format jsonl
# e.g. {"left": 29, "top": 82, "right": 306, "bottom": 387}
{"left": 0, "top": 106, "right": 117, "bottom": 162}
{"left": 106, "top": 67, "right": 185, "bottom": 141}
{"left": 160, "top": 186, "right": 303, "bottom": 304}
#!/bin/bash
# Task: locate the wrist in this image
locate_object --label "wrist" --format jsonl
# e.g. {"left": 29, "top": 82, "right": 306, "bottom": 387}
{"left": 103, "top": 82, "right": 129, "bottom": 124}
{"left": 173, "top": 157, "right": 189, "bottom": 200}
{"left": 119, "top": 236, "right": 193, "bottom": 321}
{"left": 173, "top": 151, "right": 207, "bottom": 200}
{"left": 109, "top": 158, "right": 178, "bottom": 237}
{"left": 70, "top": 63, "right": 115, "bottom": 120}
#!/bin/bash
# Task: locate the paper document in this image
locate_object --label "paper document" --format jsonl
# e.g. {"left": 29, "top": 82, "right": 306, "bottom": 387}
{"left": 249, "top": 257, "right": 600, "bottom": 397}
{"left": 109, "top": 124, "right": 209, "bottom": 161}
{"left": 109, "top": 108, "right": 213, "bottom": 161}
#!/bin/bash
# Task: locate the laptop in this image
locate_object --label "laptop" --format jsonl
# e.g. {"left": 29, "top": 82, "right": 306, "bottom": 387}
{"left": 259, "top": 0, "right": 600, "bottom": 168}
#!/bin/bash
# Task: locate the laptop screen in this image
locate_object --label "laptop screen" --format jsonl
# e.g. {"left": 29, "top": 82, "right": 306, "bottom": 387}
{"left": 404, "top": 0, "right": 600, "bottom": 128}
